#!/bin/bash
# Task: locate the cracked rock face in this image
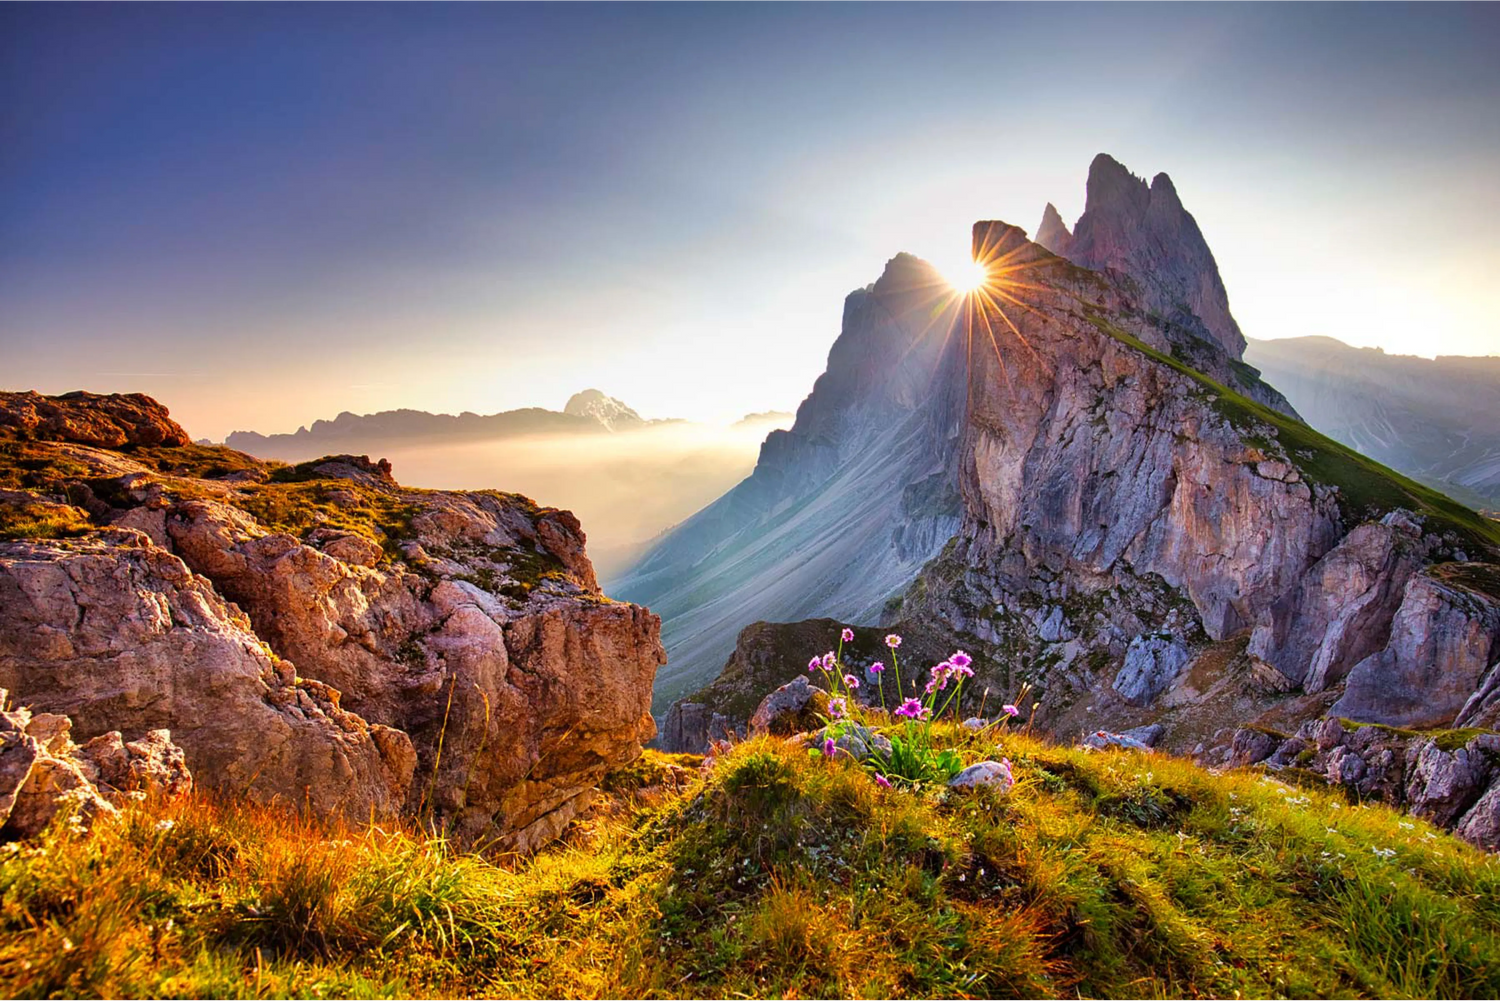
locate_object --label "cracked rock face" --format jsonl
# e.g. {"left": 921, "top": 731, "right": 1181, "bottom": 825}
{"left": 0, "top": 532, "right": 414, "bottom": 820}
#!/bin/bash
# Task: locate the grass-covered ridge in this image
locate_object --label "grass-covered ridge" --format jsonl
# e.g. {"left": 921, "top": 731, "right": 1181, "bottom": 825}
{"left": 1080, "top": 309, "right": 1500, "bottom": 554}
{"left": 4, "top": 733, "right": 1499, "bottom": 999}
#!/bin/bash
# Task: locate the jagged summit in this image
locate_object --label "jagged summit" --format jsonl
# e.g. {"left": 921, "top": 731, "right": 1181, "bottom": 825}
{"left": 1034, "top": 202, "right": 1073, "bottom": 255}
{"left": 1039, "top": 152, "right": 1248, "bottom": 361}
{"left": 563, "top": 389, "right": 644, "bottom": 431}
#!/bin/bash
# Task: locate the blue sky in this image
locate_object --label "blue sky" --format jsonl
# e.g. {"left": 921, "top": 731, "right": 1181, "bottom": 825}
{"left": 3, "top": 2, "right": 1498, "bottom": 439}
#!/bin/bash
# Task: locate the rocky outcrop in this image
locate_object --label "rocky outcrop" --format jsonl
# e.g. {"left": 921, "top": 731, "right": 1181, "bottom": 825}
{"left": 0, "top": 390, "right": 191, "bottom": 449}
{"left": 1247, "top": 514, "right": 1429, "bottom": 693}
{"left": 1223, "top": 717, "right": 1500, "bottom": 850}
{"left": 1, "top": 400, "right": 665, "bottom": 850}
{"left": 0, "top": 532, "right": 414, "bottom": 820}
{"left": 1033, "top": 157, "right": 1296, "bottom": 417}
{"left": 1330, "top": 564, "right": 1500, "bottom": 727}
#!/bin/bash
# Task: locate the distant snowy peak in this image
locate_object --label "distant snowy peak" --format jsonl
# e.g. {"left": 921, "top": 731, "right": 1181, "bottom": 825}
{"left": 563, "top": 389, "right": 646, "bottom": 431}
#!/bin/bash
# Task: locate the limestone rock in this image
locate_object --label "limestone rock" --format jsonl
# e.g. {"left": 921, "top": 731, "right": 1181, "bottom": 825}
{"left": 659, "top": 701, "right": 735, "bottom": 755}
{"left": 0, "top": 532, "right": 414, "bottom": 821}
{"left": 1405, "top": 739, "right": 1495, "bottom": 828}
{"left": 817, "top": 724, "right": 892, "bottom": 762}
{"left": 1229, "top": 728, "right": 1281, "bottom": 767}
{"left": 1331, "top": 567, "right": 1500, "bottom": 727}
{"left": 1248, "top": 519, "right": 1426, "bottom": 692}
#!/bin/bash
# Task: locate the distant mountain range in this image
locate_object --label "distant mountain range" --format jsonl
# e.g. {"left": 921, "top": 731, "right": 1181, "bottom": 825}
{"left": 1245, "top": 337, "right": 1500, "bottom": 510}
{"left": 223, "top": 389, "right": 673, "bottom": 460}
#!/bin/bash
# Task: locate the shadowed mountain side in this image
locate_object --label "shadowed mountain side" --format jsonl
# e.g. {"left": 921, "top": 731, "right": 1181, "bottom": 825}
{"left": 609, "top": 254, "right": 968, "bottom": 710}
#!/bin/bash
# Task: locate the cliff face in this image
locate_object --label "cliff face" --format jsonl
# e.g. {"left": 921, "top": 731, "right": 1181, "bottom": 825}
{"left": 0, "top": 391, "right": 664, "bottom": 850}
{"left": 611, "top": 253, "right": 968, "bottom": 709}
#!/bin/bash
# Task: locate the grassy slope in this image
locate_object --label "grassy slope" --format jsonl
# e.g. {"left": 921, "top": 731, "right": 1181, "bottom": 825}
{"left": 1081, "top": 311, "right": 1500, "bottom": 555}
{"left": 4, "top": 735, "right": 1498, "bottom": 999}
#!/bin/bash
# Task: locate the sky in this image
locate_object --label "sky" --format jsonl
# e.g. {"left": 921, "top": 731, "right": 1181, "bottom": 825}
{"left": 3, "top": 2, "right": 1498, "bottom": 441}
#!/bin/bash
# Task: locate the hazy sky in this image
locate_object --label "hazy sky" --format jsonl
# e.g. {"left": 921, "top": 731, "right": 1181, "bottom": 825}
{"left": 4, "top": 3, "right": 1498, "bottom": 440}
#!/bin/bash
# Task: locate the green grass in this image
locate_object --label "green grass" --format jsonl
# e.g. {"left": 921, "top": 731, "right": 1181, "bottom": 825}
{"left": 1082, "top": 310, "right": 1500, "bottom": 554}
{"left": 5, "top": 733, "right": 1500, "bottom": 999}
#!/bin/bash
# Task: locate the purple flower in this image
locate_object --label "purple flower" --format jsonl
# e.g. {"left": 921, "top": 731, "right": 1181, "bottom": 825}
{"left": 895, "top": 698, "right": 929, "bottom": 720}
{"left": 822, "top": 737, "right": 837, "bottom": 758}
{"left": 869, "top": 661, "right": 885, "bottom": 674}
{"left": 885, "top": 634, "right": 902, "bottom": 649}
{"left": 843, "top": 673, "right": 861, "bottom": 690}
{"left": 950, "top": 651, "right": 972, "bottom": 669}
{"left": 841, "top": 627, "right": 855, "bottom": 643}
{"left": 874, "top": 773, "right": 892, "bottom": 789}
{"left": 1003, "top": 704, "right": 1020, "bottom": 717}
{"left": 821, "top": 651, "right": 837, "bottom": 670}
{"left": 807, "top": 656, "right": 822, "bottom": 673}
{"left": 828, "top": 696, "right": 847, "bottom": 719}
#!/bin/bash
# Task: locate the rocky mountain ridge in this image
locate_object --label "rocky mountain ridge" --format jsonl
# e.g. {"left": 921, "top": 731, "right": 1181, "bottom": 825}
{"left": 0, "top": 390, "right": 664, "bottom": 850}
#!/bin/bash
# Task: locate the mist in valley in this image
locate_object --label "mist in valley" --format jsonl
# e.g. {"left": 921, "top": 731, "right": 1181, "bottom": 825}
{"left": 342, "top": 419, "right": 788, "bottom": 579}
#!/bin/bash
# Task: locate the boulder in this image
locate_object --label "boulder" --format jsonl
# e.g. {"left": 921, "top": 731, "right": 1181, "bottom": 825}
{"left": 749, "top": 677, "right": 829, "bottom": 738}
{"left": 948, "top": 760, "right": 1015, "bottom": 790}
{"left": 1082, "top": 730, "right": 1155, "bottom": 753}
{"left": 1112, "top": 634, "right": 1192, "bottom": 706}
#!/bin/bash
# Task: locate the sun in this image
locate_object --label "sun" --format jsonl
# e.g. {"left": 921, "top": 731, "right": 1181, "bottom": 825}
{"left": 945, "top": 258, "right": 990, "bottom": 295}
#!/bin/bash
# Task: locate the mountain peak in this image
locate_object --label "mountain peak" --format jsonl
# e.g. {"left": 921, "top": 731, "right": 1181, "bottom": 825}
{"left": 1055, "top": 153, "right": 1247, "bottom": 359}
{"left": 563, "top": 389, "right": 644, "bottom": 431}
{"left": 1035, "top": 202, "right": 1073, "bottom": 256}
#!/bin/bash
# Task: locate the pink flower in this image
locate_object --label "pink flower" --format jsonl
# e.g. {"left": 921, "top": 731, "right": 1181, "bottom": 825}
{"left": 885, "top": 634, "right": 902, "bottom": 649}
{"left": 874, "top": 773, "right": 892, "bottom": 789}
{"left": 950, "top": 651, "right": 972, "bottom": 669}
{"left": 1003, "top": 704, "right": 1020, "bottom": 717}
{"left": 895, "top": 698, "right": 929, "bottom": 720}
{"left": 807, "top": 656, "right": 822, "bottom": 673}
{"left": 821, "top": 651, "right": 836, "bottom": 669}
{"left": 870, "top": 661, "right": 885, "bottom": 674}
{"left": 843, "top": 673, "right": 861, "bottom": 690}
{"left": 841, "top": 627, "right": 854, "bottom": 643}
